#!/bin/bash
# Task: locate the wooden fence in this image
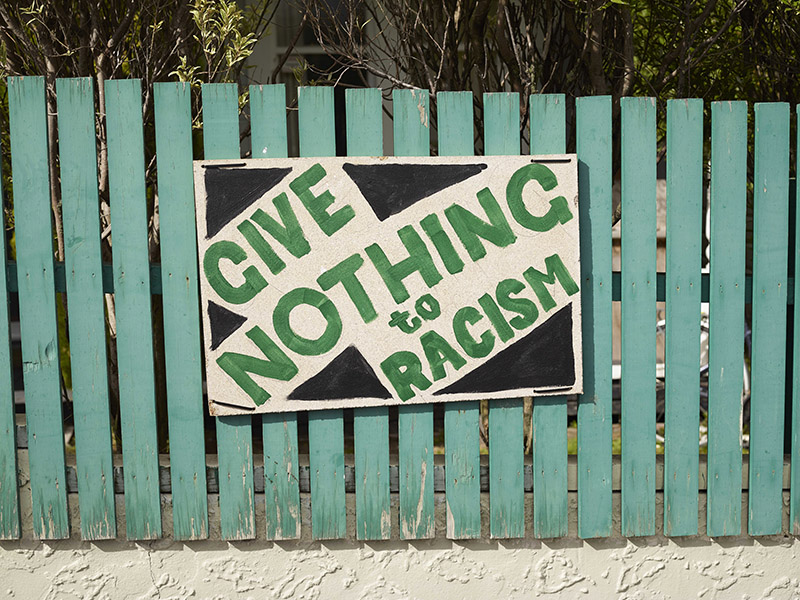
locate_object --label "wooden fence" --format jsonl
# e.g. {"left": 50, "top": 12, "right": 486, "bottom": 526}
{"left": 0, "top": 76, "right": 797, "bottom": 542}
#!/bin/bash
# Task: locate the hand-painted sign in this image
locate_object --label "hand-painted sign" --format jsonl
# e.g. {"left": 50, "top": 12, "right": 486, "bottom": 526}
{"left": 194, "top": 156, "right": 581, "bottom": 415}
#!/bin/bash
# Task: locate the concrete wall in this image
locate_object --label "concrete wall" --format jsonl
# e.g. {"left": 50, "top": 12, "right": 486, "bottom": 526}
{"left": 3, "top": 481, "right": 798, "bottom": 599}
{"left": 5, "top": 533, "right": 799, "bottom": 599}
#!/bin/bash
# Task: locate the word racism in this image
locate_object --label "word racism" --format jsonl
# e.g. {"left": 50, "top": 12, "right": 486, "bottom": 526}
{"left": 193, "top": 156, "right": 582, "bottom": 415}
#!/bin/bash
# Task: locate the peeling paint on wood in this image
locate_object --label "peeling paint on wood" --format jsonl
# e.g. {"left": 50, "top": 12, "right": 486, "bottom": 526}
{"left": 0, "top": 103, "right": 19, "bottom": 540}
{"left": 202, "top": 83, "right": 257, "bottom": 542}
{"left": 393, "top": 92, "right": 435, "bottom": 540}
{"left": 154, "top": 82, "right": 209, "bottom": 542}
{"left": 106, "top": 79, "right": 162, "bottom": 541}
{"left": 9, "top": 76, "right": 69, "bottom": 540}
{"left": 57, "top": 77, "right": 117, "bottom": 541}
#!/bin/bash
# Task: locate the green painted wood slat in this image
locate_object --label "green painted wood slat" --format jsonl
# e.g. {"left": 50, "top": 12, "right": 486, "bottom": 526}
{"left": 105, "top": 79, "right": 162, "bottom": 539}
{"left": 261, "top": 413, "right": 301, "bottom": 539}
{"left": 0, "top": 103, "right": 20, "bottom": 541}
{"left": 793, "top": 104, "right": 800, "bottom": 534}
{"left": 346, "top": 88, "right": 392, "bottom": 541}
{"left": 201, "top": 83, "right": 256, "bottom": 540}
{"left": 706, "top": 101, "right": 747, "bottom": 537}
{"left": 664, "top": 99, "right": 703, "bottom": 536}
{"left": 620, "top": 97, "right": 657, "bottom": 537}
{"left": 56, "top": 78, "right": 117, "bottom": 540}
{"left": 393, "top": 88, "right": 435, "bottom": 539}
{"left": 249, "top": 83, "right": 302, "bottom": 540}
{"left": 308, "top": 410, "right": 346, "bottom": 540}
{"left": 153, "top": 82, "right": 209, "bottom": 540}
{"left": 438, "top": 91, "right": 481, "bottom": 540}
{"left": 250, "top": 84, "right": 289, "bottom": 160}
{"left": 748, "top": 102, "right": 789, "bottom": 536}
{"left": 484, "top": 92, "right": 525, "bottom": 539}
{"left": 529, "top": 93, "right": 568, "bottom": 539}
{"left": 9, "top": 76, "right": 70, "bottom": 539}
{"left": 298, "top": 85, "right": 347, "bottom": 540}
{"left": 353, "top": 406, "right": 392, "bottom": 540}
{"left": 576, "top": 96, "right": 613, "bottom": 539}
{"left": 392, "top": 90, "right": 435, "bottom": 539}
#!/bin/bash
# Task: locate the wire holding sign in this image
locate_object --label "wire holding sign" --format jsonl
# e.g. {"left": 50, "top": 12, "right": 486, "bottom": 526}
{"left": 193, "top": 156, "right": 581, "bottom": 414}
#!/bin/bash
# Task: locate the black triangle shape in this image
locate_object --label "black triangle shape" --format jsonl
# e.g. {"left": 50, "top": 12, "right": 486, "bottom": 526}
{"left": 208, "top": 301, "right": 248, "bottom": 351}
{"left": 204, "top": 166, "right": 292, "bottom": 238}
{"left": 434, "top": 303, "right": 575, "bottom": 395}
{"left": 343, "top": 162, "right": 487, "bottom": 221}
{"left": 288, "top": 346, "right": 392, "bottom": 400}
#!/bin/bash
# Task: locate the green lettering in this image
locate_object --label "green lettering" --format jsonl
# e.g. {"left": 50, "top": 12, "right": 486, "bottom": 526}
{"left": 506, "top": 163, "right": 573, "bottom": 232}
{"left": 250, "top": 191, "right": 311, "bottom": 259}
{"left": 420, "top": 213, "right": 465, "bottom": 274}
{"left": 522, "top": 254, "right": 580, "bottom": 312}
{"left": 238, "top": 220, "right": 286, "bottom": 275}
{"left": 420, "top": 331, "right": 466, "bottom": 381}
{"left": 317, "top": 253, "right": 377, "bottom": 324}
{"left": 289, "top": 163, "right": 355, "bottom": 236}
{"left": 453, "top": 306, "right": 495, "bottom": 358}
{"left": 444, "top": 188, "right": 516, "bottom": 261}
{"left": 478, "top": 293, "right": 514, "bottom": 342}
{"left": 203, "top": 240, "right": 267, "bottom": 305}
{"left": 273, "top": 287, "right": 342, "bottom": 356}
{"left": 365, "top": 225, "right": 443, "bottom": 304}
{"left": 389, "top": 310, "right": 420, "bottom": 334}
{"left": 415, "top": 294, "right": 440, "bottom": 321}
{"left": 380, "top": 350, "right": 432, "bottom": 401}
{"left": 496, "top": 278, "right": 539, "bottom": 330}
{"left": 216, "top": 326, "right": 298, "bottom": 406}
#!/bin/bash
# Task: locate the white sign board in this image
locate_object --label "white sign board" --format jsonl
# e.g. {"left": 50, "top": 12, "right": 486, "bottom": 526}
{"left": 194, "top": 156, "right": 581, "bottom": 415}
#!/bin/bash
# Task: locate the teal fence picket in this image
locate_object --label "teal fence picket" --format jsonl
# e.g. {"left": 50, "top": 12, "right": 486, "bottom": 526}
{"left": 261, "top": 412, "right": 301, "bottom": 539}
{"left": 346, "top": 88, "right": 392, "bottom": 541}
{"left": 9, "top": 76, "right": 70, "bottom": 540}
{"left": 250, "top": 84, "right": 289, "bottom": 160}
{"left": 202, "top": 83, "right": 256, "bottom": 541}
{"left": 299, "top": 85, "right": 347, "bottom": 540}
{"left": 57, "top": 77, "right": 117, "bottom": 540}
{"left": 748, "top": 102, "right": 790, "bottom": 536}
{"left": 250, "top": 83, "right": 302, "bottom": 540}
{"left": 663, "top": 99, "right": 703, "bottom": 536}
{"left": 438, "top": 90, "right": 481, "bottom": 540}
{"left": 393, "top": 89, "right": 436, "bottom": 540}
{"left": 706, "top": 101, "right": 747, "bottom": 537}
{"left": 105, "top": 79, "right": 162, "bottom": 540}
{"left": 0, "top": 106, "right": 19, "bottom": 541}
{"left": 576, "top": 96, "right": 613, "bottom": 539}
{"left": 484, "top": 92, "right": 525, "bottom": 539}
{"left": 529, "top": 93, "right": 568, "bottom": 539}
{"left": 793, "top": 105, "right": 800, "bottom": 535}
{"left": 620, "top": 97, "right": 657, "bottom": 537}
{"left": 308, "top": 409, "right": 346, "bottom": 540}
{"left": 154, "top": 82, "right": 209, "bottom": 540}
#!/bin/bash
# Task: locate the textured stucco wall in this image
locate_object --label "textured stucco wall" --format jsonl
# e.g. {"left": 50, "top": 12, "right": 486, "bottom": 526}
{"left": 2, "top": 488, "right": 800, "bottom": 599}
{"left": 5, "top": 532, "right": 800, "bottom": 600}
